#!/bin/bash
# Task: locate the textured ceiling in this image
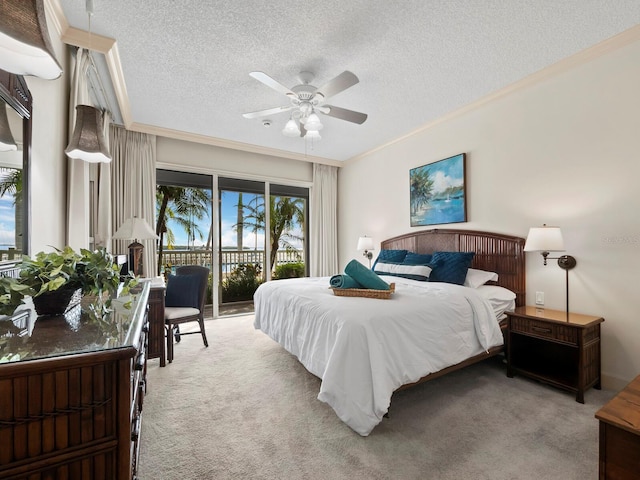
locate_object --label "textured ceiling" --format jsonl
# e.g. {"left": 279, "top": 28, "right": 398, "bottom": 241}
{"left": 58, "top": 1, "right": 640, "bottom": 163}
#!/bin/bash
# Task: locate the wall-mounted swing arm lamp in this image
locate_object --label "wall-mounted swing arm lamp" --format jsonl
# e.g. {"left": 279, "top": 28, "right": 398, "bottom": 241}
{"left": 357, "top": 236, "right": 375, "bottom": 268}
{"left": 524, "top": 224, "right": 577, "bottom": 319}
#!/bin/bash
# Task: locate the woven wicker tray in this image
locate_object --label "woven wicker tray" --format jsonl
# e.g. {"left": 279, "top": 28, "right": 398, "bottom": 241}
{"left": 331, "top": 283, "right": 395, "bottom": 299}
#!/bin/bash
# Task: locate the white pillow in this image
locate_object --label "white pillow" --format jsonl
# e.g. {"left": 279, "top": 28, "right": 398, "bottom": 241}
{"left": 374, "top": 262, "right": 433, "bottom": 281}
{"left": 464, "top": 268, "right": 499, "bottom": 288}
{"left": 476, "top": 285, "right": 516, "bottom": 319}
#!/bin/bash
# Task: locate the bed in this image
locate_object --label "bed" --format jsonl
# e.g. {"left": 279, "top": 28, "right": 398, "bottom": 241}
{"left": 253, "top": 229, "right": 526, "bottom": 435}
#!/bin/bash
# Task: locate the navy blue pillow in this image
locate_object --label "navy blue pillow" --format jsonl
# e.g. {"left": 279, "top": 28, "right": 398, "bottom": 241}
{"left": 428, "top": 252, "right": 475, "bottom": 285}
{"left": 372, "top": 249, "right": 408, "bottom": 270}
{"left": 403, "top": 252, "right": 433, "bottom": 265}
{"left": 165, "top": 274, "right": 200, "bottom": 308}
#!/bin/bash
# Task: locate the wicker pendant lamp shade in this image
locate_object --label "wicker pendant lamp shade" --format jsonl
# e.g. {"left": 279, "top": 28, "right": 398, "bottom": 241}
{"left": 0, "top": 0, "right": 62, "bottom": 80}
{"left": 65, "top": 105, "right": 112, "bottom": 163}
{"left": 0, "top": 106, "right": 18, "bottom": 152}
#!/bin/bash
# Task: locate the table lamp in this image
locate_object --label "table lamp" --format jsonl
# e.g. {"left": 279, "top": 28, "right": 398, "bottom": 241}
{"left": 112, "top": 217, "right": 158, "bottom": 276}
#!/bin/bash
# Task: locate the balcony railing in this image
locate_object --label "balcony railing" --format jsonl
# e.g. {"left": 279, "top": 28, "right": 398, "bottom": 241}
{"left": 159, "top": 249, "right": 304, "bottom": 277}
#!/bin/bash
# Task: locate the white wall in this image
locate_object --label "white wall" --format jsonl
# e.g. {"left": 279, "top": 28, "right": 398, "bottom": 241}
{"left": 156, "top": 137, "right": 313, "bottom": 185}
{"left": 25, "top": 8, "right": 69, "bottom": 253}
{"left": 338, "top": 38, "right": 640, "bottom": 388}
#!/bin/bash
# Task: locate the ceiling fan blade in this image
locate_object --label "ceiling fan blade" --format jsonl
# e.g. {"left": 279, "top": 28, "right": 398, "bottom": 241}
{"left": 315, "top": 71, "right": 359, "bottom": 100}
{"left": 249, "top": 71, "right": 296, "bottom": 97}
{"left": 242, "top": 105, "right": 293, "bottom": 119}
{"left": 323, "top": 105, "right": 368, "bottom": 124}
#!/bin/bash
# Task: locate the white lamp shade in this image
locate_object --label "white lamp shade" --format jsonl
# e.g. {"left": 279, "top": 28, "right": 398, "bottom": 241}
{"left": 282, "top": 118, "right": 301, "bottom": 137}
{"left": 304, "top": 112, "right": 323, "bottom": 131}
{"left": 0, "top": 0, "right": 63, "bottom": 80}
{"left": 524, "top": 226, "right": 565, "bottom": 252}
{"left": 304, "top": 129, "right": 321, "bottom": 140}
{"left": 65, "top": 105, "right": 112, "bottom": 163}
{"left": 357, "top": 236, "right": 375, "bottom": 251}
{"left": 112, "top": 217, "right": 158, "bottom": 241}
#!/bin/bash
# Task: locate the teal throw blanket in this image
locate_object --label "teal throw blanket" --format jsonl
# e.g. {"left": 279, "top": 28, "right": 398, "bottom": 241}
{"left": 329, "top": 274, "right": 363, "bottom": 289}
{"left": 344, "top": 259, "right": 390, "bottom": 290}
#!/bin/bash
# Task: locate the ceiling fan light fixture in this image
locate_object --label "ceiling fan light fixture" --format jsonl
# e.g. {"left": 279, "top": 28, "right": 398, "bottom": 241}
{"left": 305, "top": 112, "right": 323, "bottom": 131}
{"left": 282, "top": 118, "right": 301, "bottom": 137}
{"left": 305, "top": 129, "right": 321, "bottom": 141}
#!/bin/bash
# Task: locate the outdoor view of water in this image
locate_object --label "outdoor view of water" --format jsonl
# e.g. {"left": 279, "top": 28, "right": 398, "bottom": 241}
{"left": 411, "top": 197, "right": 465, "bottom": 226}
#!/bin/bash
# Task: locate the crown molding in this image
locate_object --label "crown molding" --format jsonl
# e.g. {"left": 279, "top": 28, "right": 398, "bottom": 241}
{"left": 129, "top": 122, "right": 343, "bottom": 167}
{"left": 345, "top": 24, "right": 640, "bottom": 166}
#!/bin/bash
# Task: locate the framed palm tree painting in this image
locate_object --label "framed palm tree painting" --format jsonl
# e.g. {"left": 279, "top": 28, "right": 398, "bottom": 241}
{"left": 410, "top": 153, "right": 466, "bottom": 226}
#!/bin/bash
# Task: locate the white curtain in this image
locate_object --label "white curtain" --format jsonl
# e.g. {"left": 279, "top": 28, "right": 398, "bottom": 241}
{"left": 93, "top": 111, "right": 112, "bottom": 250}
{"left": 110, "top": 125, "right": 157, "bottom": 278}
{"left": 66, "top": 47, "right": 91, "bottom": 250}
{"left": 309, "top": 163, "right": 338, "bottom": 276}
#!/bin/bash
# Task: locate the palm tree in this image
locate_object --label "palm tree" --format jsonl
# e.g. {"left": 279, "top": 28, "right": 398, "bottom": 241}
{"left": 410, "top": 168, "right": 434, "bottom": 216}
{"left": 239, "top": 195, "right": 305, "bottom": 271}
{"left": 155, "top": 185, "right": 211, "bottom": 275}
{"left": 0, "top": 168, "right": 22, "bottom": 250}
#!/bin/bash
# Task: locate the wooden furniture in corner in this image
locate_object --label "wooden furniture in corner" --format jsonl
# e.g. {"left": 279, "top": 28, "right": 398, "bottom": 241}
{"left": 506, "top": 306, "right": 604, "bottom": 403}
{"left": 0, "top": 282, "right": 150, "bottom": 480}
{"left": 146, "top": 283, "right": 166, "bottom": 367}
{"left": 595, "top": 375, "right": 640, "bottom": 479}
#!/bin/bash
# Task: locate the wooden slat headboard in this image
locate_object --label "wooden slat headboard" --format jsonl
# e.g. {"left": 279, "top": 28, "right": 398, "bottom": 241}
{"left": 380, "top": 229, "right": 526, "bottom": 306}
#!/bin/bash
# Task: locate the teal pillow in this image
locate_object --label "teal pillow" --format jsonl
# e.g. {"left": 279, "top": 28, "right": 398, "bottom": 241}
{"left": 165, "top": 274, "right": 200, "bottom": 308}
{"left": 403, "top": 252, "right": 433, "bottom": 265}
{"left": 428, "top": 252, "right": 475, "bottom": 285}
{"left": 371, "top": 249, "right": 408, "bottom": 270}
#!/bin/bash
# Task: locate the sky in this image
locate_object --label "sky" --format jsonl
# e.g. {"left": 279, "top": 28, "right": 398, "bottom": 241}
{"left": 0, "top": 195, "right": 16, "bottom": 248}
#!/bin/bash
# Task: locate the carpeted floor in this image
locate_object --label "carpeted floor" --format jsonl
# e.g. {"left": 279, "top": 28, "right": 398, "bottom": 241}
{"left": 138, "top": 315, "right": 613, "bottom": 480}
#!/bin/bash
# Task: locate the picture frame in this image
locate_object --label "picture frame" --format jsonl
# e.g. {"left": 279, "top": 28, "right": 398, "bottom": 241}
{"left": 410, "top": 153, "right": 467, "bottom": 227}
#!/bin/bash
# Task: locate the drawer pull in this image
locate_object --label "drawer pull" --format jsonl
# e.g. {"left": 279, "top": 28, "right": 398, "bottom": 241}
{"left": 135, "top": 352, "right": 146, "bottom": 371}
{"left": 532, "top": 326, "right": 552, "bottom": 334}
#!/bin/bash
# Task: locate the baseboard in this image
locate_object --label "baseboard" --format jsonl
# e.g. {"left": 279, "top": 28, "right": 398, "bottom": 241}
{"left": 601, "top": 373, "right": 632, "bottom": 392}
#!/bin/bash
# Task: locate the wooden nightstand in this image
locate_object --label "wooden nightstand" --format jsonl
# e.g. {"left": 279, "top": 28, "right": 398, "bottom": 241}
{"left": 506, "top": 306, "right": 604, "bottom": 403}
{"left": 595, "top": 374, "right": 640, "bottom": 479}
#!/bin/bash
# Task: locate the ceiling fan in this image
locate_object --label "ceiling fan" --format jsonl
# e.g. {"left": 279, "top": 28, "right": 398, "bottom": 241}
{"left": 243, "top": 70, "right": 368, "bottom": 140}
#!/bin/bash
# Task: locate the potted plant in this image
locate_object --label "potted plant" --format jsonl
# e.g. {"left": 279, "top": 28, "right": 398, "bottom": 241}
{"left": 14, "top": 246, "right": 137, "bottom": 316}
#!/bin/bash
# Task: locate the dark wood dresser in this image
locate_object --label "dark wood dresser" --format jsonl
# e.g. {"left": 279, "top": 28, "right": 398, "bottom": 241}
{"left": 0, "top": 282, "right": 150, "bottom": 480}
{"left": 596, "top": 375, "right": 640, "bottom": 479}
{"left": 144, "top": 280, "right": 166, "bottom": 367}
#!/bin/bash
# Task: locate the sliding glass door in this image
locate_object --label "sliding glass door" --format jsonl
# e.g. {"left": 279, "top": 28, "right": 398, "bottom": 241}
{"left": 156, "top": 169, "right": 213, "bottom": 304}
{"left": 218, "top": 178, "right": 265, "bottom": 305}
{"left": 218, "top": 178, "right": 308, "bottom": 309}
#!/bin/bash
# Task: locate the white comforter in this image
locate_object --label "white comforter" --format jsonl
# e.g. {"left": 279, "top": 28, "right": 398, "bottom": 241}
{"left": 253, "top": 275, "right": 504, "bottom": 436}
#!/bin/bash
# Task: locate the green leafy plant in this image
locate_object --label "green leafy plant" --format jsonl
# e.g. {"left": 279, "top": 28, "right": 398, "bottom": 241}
{"left": 221, "top": 263, "right": 263, "bottom": 302}
{"left": 272, "top": 262, "right": 305, "bottom": 280}
{"left": 19, "top": 246, "right": 136, "bottom": 296}
{"left": 0, "top": 246, "right": 138, "bottom": 316}
{"left": 0, "top": 277, "right": 32, "bottom": 316}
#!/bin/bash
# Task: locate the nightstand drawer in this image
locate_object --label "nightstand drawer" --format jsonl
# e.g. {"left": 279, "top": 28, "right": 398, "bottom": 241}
{"left": 510, "top": 316, "right": 578, "bottom": 345}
